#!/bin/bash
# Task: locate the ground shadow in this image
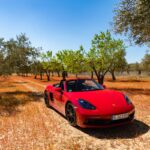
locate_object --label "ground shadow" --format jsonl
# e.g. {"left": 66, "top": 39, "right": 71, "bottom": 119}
{"left": 78, "top": 119, "right": 149, "bottom": 139}
{"left": 46, "top": 107, "right": 149, "bottom": 139}
{"left": 39, "top": 79, "right": 60, "bottom": 83}
{"left": 12, "top": 81, "right": 28, "bottom": 84}
{"left": 107, "top": 79, "right": 147, "bottom": 82}
{"left": 0, "top": 91, "right": 43, "bottom": 116}
{"left": 0, "top": 85, "right": 16, "bottom": 88}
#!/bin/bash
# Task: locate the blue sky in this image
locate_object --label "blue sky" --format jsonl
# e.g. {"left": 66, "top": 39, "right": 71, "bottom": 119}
{"left": 0, "top": 0, "right": 148, "bottom": 63}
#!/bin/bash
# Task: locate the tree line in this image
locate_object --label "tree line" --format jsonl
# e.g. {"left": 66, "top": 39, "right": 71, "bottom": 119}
{"left": 1, "top": 0, "right": 150, "bottom": 84}
{"left": 0, "top": 31, "right": 149, "bottom": 84}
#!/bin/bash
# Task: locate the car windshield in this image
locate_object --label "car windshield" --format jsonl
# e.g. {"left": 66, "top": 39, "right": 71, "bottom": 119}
{"left": 67, "top": 79, "right": 104, "bottom": 92}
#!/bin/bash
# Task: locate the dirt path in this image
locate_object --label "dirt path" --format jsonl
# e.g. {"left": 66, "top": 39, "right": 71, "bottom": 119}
{"left": 0, "top": 76, "right": 150, "bottom": 150}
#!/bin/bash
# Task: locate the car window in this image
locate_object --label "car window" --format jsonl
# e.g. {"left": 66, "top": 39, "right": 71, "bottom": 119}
{"left": 67, "top": 79, "right": 104, "bottom": 92}
{"left": 53, "top": 83, "right": 60, "bottom": 88}
{"left": 67, "top": 80, "right": 76, "bottom": 92}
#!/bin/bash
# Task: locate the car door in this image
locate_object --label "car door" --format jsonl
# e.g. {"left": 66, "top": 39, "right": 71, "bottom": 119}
{"left": 53, "top": 81, "right": 65, "bottom": 113}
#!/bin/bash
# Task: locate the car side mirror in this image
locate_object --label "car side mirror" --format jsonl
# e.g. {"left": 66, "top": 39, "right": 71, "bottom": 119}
{"left": 102, "top": 84, "right": 106, "bottom": 89}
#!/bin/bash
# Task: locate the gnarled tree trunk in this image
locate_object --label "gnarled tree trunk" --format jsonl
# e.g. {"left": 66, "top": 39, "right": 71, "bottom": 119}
{"left": 76, "top": 73, "right": 78, "bottom": 78}
{"left": 110, "top": 70, "right": 116, "bottom": 80}
{"left": 40, "top": 72, "right": 43, "bottom": 80}
{"left": 34, "top": 74, "right": 37, "bottom": 79}
{"left": 91, "top": 71, "right": 93, "bottom": 79}
{"left": 57, "top": 71, "right": 60, "bottom": 77}
{"left": 94, "top": 70, "right": 104, "bottom": 84}
{"left": 46, "top": 70, "right": 50, "bottom": 81}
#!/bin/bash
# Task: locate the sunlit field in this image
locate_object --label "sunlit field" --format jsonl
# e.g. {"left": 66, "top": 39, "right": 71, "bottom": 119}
{"left": 0, "top": 0, "right": 150, "bottom": 149}
{"left": 0, "top": 75, "right": 149, "bottom": 150}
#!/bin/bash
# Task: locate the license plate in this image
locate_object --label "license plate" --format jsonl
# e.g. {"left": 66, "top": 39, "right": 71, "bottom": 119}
{"left": 112, "top": 113, "right": 129, "bottom": 120}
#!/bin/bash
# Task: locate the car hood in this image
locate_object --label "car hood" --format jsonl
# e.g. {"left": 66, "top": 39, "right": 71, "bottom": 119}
{"left": 68, "top": 90, "right": 133, "bottom": 115}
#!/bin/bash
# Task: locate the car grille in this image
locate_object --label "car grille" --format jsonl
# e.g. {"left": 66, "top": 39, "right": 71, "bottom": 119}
{"left": 84, "top": 112, "right": 134, "bottom": 126}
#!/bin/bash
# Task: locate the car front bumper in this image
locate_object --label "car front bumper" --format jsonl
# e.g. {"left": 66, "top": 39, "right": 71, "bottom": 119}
{"left": 76, "top": 109, "right": 135, "bottom": 128}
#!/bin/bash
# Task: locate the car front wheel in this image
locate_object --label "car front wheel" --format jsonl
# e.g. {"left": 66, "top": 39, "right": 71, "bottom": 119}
{"left": 66, "top": 103, "right": 77, "bottom": 127}
{"left": 44, "top": 91, "right": 50, "bottom": 108}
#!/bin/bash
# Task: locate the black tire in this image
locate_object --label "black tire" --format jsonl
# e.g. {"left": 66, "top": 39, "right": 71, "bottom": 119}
{"left": 44, "top": 91, "right": 50, "bottom": 108}
{"left": 66, "top": 103, "right": 77, "bottom": 127}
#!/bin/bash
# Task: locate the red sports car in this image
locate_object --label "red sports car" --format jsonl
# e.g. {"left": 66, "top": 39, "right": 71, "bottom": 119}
{"left": 44, "top": 78, "right": 135, "bottom": 128}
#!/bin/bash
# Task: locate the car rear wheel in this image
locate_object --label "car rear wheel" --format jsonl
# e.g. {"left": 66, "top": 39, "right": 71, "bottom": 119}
{"left": 66, "top": 103, "right": 77, "bottom": 127}
{"left": 44, "top": 91, "right": 50, "bottom": 108}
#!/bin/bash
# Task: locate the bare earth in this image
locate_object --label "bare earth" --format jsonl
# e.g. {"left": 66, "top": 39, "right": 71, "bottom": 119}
{"left": 0, "top": 75, "right": 150, "bottom": 150}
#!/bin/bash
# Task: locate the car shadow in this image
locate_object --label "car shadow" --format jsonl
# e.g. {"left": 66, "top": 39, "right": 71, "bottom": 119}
{"left": 47, "top": 106, "right": 149, "bottom": 139}
{"left": 77, "top": 119, "right": 149, "bottom": 139}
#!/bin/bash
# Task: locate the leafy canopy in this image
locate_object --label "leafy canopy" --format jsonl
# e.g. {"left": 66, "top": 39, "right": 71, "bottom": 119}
{"left": 87, "top": 31, "right": 126, "bottom": 83}
{"left": 113, "top": 0, "right": 150, "bottom": 45}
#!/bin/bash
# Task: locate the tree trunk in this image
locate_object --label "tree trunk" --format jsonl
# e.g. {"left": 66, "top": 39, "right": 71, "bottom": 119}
{"left": 66, "top": 71, "right": 68, "bottom": 78}
{"left": 40, "top": 72, "right": 43, "bottom": 80}
{"left": 34, "top": 74, "right": 37, "bottom": 79}
{"left": 99, "top": 75, "right": 104, "bottom": 84}
{"left": 127, "top": 70, "right": 130, "bottom": 75}
{"left": 52, "top": 71, "right": 54, "bottom": 77}
{"left": 62, "top": 71, "right": 67, "bottom": 80}
{"left": 57, "top": 71, "right": 60, "bottom": 77}
{"left": 92, "top": 68, "right": 104, "bottom": 84}
{"left": 111, "top": 71, "right": 116, "bottom": 80}
{"left": 138, "top": 70, "right": 141, "bottom": 75}
{"left": 120, "top": 70, "right": 123, "bottom": 75}
{"left": 95, "top": 73, "right": 104, "bottom": 84}
{"left": 47, "top": 74, "right": 50, "bottom": 81}
{"left": 46, "top": 70, "right": 50, "bottom": 81}
{"left": 76, "top": 73, "right": 78, "bottom": 78}
{"left": 91, "top": 71, "right": 93, "bottom": 79}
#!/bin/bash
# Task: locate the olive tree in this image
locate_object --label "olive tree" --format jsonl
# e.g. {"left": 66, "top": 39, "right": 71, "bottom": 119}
{"left": 113, "top": 0, "right": 150, "bottom": 45}
{"left": 87, "top": 31, "right": 126, "bottom": 84}
{"left": 62, "top": 46, "right": 85, "bottom": 77}
{"left": 142, "top": 51, "right": 150, "bottom": 73}
{"left": 4, "top": 33, "right": 38, "bottom": 76}
{"left": 41, "top": 51, "right": 53, "bottom": 81}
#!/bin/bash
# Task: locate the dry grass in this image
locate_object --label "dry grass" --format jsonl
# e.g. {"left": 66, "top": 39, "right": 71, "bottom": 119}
{"left": 0, "top": 75, "right": 150, "bottom": 150}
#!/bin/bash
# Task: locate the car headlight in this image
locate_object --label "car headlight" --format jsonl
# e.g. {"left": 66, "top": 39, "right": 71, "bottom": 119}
{"left": 78, "top": 99, "right": 96, "bottom": 110}
{"left": 124, "top": 95, "right": 132, "bottom": 104}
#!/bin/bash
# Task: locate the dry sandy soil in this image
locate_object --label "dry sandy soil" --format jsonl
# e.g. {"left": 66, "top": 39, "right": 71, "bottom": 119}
{"left": 0, "top": 75, "right": 150, "bottom": 150}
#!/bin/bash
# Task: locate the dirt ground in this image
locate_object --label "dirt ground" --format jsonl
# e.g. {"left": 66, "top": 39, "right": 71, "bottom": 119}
{"left": 0, "top": 75, "right": 150, "bottom": 150}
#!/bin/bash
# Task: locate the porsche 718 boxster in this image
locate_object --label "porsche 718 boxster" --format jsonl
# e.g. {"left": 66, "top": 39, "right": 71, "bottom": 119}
{"left": 44, "top": 79, "right": 135, "bottom": 128}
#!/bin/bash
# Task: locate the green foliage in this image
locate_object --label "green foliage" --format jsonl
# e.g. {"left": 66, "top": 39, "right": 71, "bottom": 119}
{"left": 55, "top": 46, "right": 85, "bottom": 78}
{"left": 50, "top": 57, "right": 62, "bottom": 76}
{"left": 142, "top": 51, "right": 150, "bottom": 72}
{"left": 113, "top": 0, "right": 150, "bottom": 45}
{"left": 60, "top": 46, "right": 85, "bottom": 74}
{"left": 41, "top": 51, "right": 52, "bottom": 70}
{"left": 87, "top": 31, "right": 126, "bottom": 83}
{"left": 125, "top": 62, "right": 143, "bottom": 75}
{"left": 31, "top": 61, "right": 43, "bottom": 78}
{"left": 56, "top": 51, "right": 65, "bottom": 70}
{"left": 0, "top": 38, "right": 12, "bottom": 76}
{"left": 0, "top": 34, "right": 40, "bottom": 76}
{"left": 41, "top": 51, "right": 53, "bottom": 81}
{"left": 0, "top": 39, "right": 4, "bottom": 76}
{"left": 2, "top": 31, "right": 144, "bottom": 83}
